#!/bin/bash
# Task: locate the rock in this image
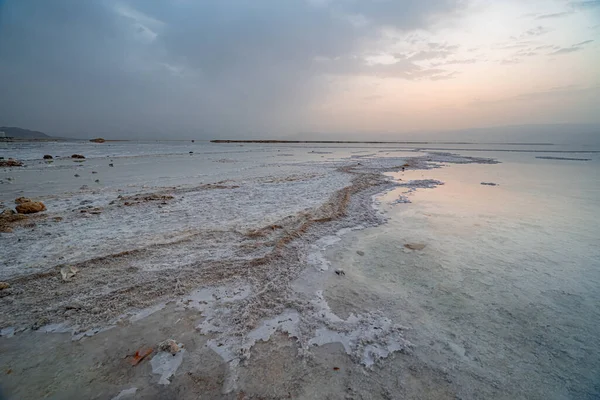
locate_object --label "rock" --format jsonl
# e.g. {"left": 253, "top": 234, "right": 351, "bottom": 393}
{"left": 14, "top": 197, "right": 31, "bottom": 205}
{"left": 94, "top": 179, "right": 100, "bottom": 183}
{"left": 2, "top": 209, "right": 16, "bottom": 217}
{"left": 90, "top": 138, "right": 106, "bottom": 143}
{"left": 74, "top": 174, "right": 80, "bottom": 177}
{"left": 32, "top": 317, "right": 49, "bottom": 330}
{"left": 109, "top": 163, "right": 114, "bottom": 167}
{"left": 189, "top": 151, "right": 193, "bottom": 154}
{"left": 356, "top": 250, "right": 365, "bottom": 256}
{"left": 71, "top": 154, "right": 85, "bottom": 159}
{"left": 43, "top": 154, "right": 53, "bottom": 160}
{"left": 404, "top": 243, "right": 426, "bottom": 251}
{"left": 335, "top": 269, "right": 346, "bottom": 276}
{"left": 0, "top": 282, "right": 10, "bottom": 290}
{"left": 0, "top": 209, "right": 28, "bottom": 232}
{"left": 158, "top": 339, "right": 181, "bottom": 355}
{"left": 92, "top": 171, "right": 98, "bottom": 174}
{"left": 60, "top": 265, "right": 79, "bottom": 281}
{"left": 64, "top": 309, "right": 77, "bottom": 317}
{"left": 481, "top": 182, "right": 498, "bottom": 186}
{"left": 16, "top": 201, "right": 46, "bottom": 214}
{"left": 0, "top": 159, "right": 24, "bottom": 167}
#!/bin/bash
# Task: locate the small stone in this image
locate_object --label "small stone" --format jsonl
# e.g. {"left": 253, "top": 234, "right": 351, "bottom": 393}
{"left": 158, "top": 339, "right": 181, "bottom": 355}
{"left": 335, "top": 269, "right": 346, "bottom": 276}
{"left": 404, "top": 243, "right": 426, "bottom": 251}
{"left": 64, "top": 309, "right": 77, "bottom": 317}
{"left": 43, "top": 155, "right": 53, "bottom": 160}
{"left": 71, "top": 154, "right": 85, "bottom": 159}
{"left": 14, "top": 197, "right": 31, "bottom": 205}
{"left": 74, "top": 174, "right": 80, "bottom": 177}
{"left": 92, "top": 171, "right": 98, "bottom": 174}
{"left": 16, "top": 201, "right": 46, "bottom": 214}
{"left": 60, "top": 265, "right": 80, "bottom": 281}
{"left": 0, "top": 282, "right": 10, "bottom": 290}
{"left": 356, "top": 250, "right": 365, "bottom": 256}
{"left": 109, "top": 163, "right": 114, "bottom": 167}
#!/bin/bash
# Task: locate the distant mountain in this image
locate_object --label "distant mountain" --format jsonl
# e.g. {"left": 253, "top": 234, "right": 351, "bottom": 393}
{"left": 0, "top": 126, "right": 51, "bottom": 139}
{"left": 289, "top": 123, "right": 600, "bottom": 145}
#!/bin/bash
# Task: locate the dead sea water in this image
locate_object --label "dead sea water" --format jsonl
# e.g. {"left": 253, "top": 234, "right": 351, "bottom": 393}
{"left": 325, "top": 147, "right": 600, "bottom": 399}
{"left": 1, "top": 140, "right": 599, "bottom": 399}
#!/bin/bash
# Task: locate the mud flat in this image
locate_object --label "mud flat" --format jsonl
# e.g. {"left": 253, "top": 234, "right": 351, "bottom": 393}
{"left": 0, "top": 144, "right": 498, "bottom": 399}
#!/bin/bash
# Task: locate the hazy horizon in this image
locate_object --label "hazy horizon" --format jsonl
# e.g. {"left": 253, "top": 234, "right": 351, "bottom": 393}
{"left": 1, "top": 0, "right": 599, "bottom": 140}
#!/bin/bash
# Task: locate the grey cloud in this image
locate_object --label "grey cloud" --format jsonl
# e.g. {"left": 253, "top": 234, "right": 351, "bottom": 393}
{"left": 516, "top": 26, "right": 551, "bottom": 39}
{"left": 430, "top": 58, "right": 477, "bottom": 67}
{"left": 500, "top": 58, "right": 522, "bottom": 65}
{"left": 0, "top": 0, "right": 465, "bottom": 138}
{"left": 515, "top": 51, "right": 538, "bottom": 57}
{"left": 572, "top": 39, "right": 594, "bottom": 46}
{"left": 534, "top": 45, "right": 561, "bottom": 50}
{"left": 549, "top": 47, "right": 583, "bottom": 54}
{"left": 493, "top": 41, "right": 536, "bottom": 50}
{"left": 314, "top": 56, "right": 456, "bottom": 80}
{"left": 408, "top": 50, "right": 454, "bottom": 61}
{"left": 535, "top": 11, "right": 572, "bottom": 19}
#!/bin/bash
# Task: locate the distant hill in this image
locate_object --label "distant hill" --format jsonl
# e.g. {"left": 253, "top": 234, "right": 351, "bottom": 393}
{"left": 0, "top": 126, "right": 51, "bottom": 139}
{"left": 289, "top": 123, "right": 600, "bottom": 145}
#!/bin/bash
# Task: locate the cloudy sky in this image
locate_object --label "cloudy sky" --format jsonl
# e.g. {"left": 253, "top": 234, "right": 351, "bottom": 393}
{"left": 0, "top": 0, "right": 598, "bottom": 139}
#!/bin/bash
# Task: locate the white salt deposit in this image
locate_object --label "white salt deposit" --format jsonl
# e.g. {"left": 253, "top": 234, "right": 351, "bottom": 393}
{"left": 150, "top": 348, "right": 185, "bottom": 385}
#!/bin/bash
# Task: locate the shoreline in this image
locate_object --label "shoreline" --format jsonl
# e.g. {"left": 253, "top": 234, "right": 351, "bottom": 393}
{"left": 0, "top": 150, "right": 499, "bottom": 399}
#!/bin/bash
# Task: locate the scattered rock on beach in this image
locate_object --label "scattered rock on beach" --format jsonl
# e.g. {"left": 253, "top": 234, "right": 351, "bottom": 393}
{"left": 71, "top": 154, "right": 85, "bottom": 159}
{"left": 158, "top": 339, "right": 181, "bottom": 355}
{"left": 74, "top": 174, "right": 80, "bottom": 177}
{"left": 481, "top": 182, "right": 498, "bottom": 186}
{"left": 43, "top": 154, "right": 53, "bottom": 160}
{"left": 15, "top": 201, "right": 46, "bottom": 214}
{"left": 15, "top": 197, "right": 31, "bottom": 205}
{"left": 335, "top": 268, "right": 346, "bottom": 276}
{"left": 90, "top": 138, "right": 106, "bottom": 143}
{"left": 0, "top": 159, "right": 24, "bottom": 167}
{"left": 404, "top": 243, "right": 426, "bottom": 251}
{"left": 0, "top": 209, "right": 29, "bottom": 232}
{"left": 0, "top": 282, "right": 10, "bottom": 290}
{"left": 356, "top": 250, "right": 365, "bottom": 256}
{"left": 60, "top": 265, "right": 80, "bottom": 282}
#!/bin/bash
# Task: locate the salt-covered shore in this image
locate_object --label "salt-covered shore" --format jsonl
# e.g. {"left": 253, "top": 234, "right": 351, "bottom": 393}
{"left": 0, "top": 143, "right": 497, "bottom": 399}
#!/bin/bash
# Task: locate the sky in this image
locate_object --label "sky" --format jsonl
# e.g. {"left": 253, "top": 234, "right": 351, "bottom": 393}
{"left": 0, "top": 0, "right": 599, "bottom": 139}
